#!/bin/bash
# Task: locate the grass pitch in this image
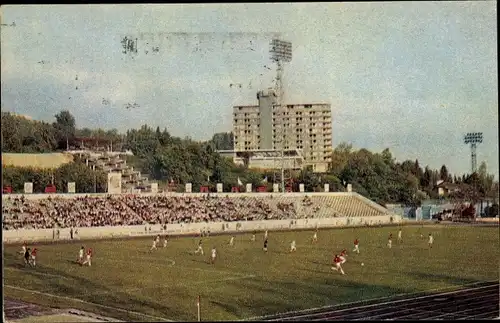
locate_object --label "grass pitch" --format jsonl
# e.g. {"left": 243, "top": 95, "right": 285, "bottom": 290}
{"left": 3, "top": 225, "right": 499, "bottom": 322}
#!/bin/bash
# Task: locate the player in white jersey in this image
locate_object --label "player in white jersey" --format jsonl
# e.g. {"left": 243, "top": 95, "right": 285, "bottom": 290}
{"left": 290, "top": 240, "right": 296, "bottom": 252}
{"left": 428, "top": 233, "right": 434, "bottom": 248}
{"left": 353, "top": 238, "right": 360, "bottom": 254}
{"left": 210, "top": 247, "right": 217, "bottom": 264}
{"left": 397, "top": 229, "right": 402, "bottom": 243}
{"left": 229, "top": 236, "right": 234, "bottom": 246}
{"left": 156, "top": 235, "right": 160, "bottom": 244}
{"left": 339, "top": 249, "right": 348, "bottom": 264}
{"left": 19, "top": 242, "right": 27, "bottom": 255}
{"left": 150, "top": 238, "right": 157, "bottom": 251}
{"left": 77, "top": 246, "right": 85, "bottom": 264}
{"left": 387, "top": 235, "right": 392, "bottom": 249}
{"left": 251, "top": 231, "right": 256, "bottom": 241}
{"left": 312, "top": 230, "right": 318, "bottom": 243}
{"left": 264, "top": 230, "right": 268, "bottom": 239}
{"left": 195, "top": 240, "right": 204, "bottom": 255}
{"left": 163, "top": 235, "right": 168, "bottom": 248}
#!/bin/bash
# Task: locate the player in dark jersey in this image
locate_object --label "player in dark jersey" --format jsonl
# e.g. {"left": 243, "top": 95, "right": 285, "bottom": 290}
{"left": 24, "top": 248, "right": 30, "bottom": 266}
{"left": 263, "top": 238, "right": 268, "bottom": 252}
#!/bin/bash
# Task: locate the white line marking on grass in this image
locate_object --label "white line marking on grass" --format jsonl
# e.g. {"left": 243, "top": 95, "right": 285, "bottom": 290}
{"left": 5, "top": 305, "right": 30, "bottom": 310}
{"left": 5, "top": 267, "right": 69, "bottom": 279}
{"left": 118, "top": 274, "right": 258, "bottom": 294}
{"left": 192, "top": 274, "right": 257, "bottom": 285}
{"left": 243, "top": 280, "right": 499, "bottom": 321}
{"left": 4, "top": 285, "right": 174, "bottom": 322}
{"left": 185, "top": 266, "right": 255, "bottom": 279}
{"left": 110, "top": 257, "right": 176, "bottom": 267}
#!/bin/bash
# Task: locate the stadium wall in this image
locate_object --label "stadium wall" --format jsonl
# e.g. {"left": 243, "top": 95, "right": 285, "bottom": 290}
{"left": 2, "top": 215, "right": 398, "bottom": 244}
{"left": 2, "top": 153, "right": 74, "bottom": 169}
{"left": 3, "top": 191, "right": 384, "bottom": 200}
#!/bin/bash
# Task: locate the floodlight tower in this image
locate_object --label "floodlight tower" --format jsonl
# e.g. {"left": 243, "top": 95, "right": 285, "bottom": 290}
{"left": 464, "top": 132, "right": 483, "bottom": 173}
{"left": 270, "top": 39, "right": 292, "bottom": 193}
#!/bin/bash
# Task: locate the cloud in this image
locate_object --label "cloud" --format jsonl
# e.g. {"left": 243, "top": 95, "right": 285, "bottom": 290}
{"left": 0, "top": 3, "right": 497, "bottom": 178}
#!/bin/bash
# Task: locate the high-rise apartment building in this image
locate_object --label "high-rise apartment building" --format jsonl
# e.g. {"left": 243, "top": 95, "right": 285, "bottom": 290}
{"left": 233, "top": 89, "right": 333, "bottom": 173}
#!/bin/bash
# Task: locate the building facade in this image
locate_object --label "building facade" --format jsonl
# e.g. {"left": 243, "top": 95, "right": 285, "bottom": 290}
{"left": 233, "top": 89, "right": 332, "bottom": 173}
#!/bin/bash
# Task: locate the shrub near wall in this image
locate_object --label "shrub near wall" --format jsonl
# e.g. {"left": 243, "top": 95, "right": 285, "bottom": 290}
{"left": 2, "top": 163, "right": 107, "bottom": 193}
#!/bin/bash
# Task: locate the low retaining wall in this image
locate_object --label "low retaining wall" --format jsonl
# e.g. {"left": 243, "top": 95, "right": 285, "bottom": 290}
{"left": 476, "top": 218, "right": 499, "bottom": 223}
{"left": 4, "top": 191, "right": 369, "bottom": 200}
{"left": 2, "top": 215, "right": 400, "bottom": 244}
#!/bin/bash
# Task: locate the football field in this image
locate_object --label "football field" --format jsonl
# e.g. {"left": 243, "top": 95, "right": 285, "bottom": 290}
{"left": 3, "top": 225, "right": 499, "bottom": 321}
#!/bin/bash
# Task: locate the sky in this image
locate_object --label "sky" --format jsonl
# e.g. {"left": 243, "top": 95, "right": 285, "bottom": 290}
{"left": 1, "top": 3, "right": 498, "bottom": 178}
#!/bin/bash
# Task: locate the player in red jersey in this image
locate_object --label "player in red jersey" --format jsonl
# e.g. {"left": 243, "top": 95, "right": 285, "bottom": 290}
{"left": 82, "top": 248, "right": 92, "bottom": 266}
{"left": 353, "top": 238, "right": 360, "bottom": 254}
{"left": 331, "top": 255, "right": 345, "bottom": 275}
{"left": 30, "top": 248, "right": 37, "bottom": 267}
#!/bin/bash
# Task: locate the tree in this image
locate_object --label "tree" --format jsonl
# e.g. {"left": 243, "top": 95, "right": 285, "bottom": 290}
{"left": 210, "top": 132, "right": 234, "bottom": 150}
{"left": 439, "top": 165, "right": 449, "bottom": 182}
{"left": 124, "top": 125, "right": 160, "bottom": 158}
{"left": 1, "top": 112, "right": 58, "bottom": 153}
{"left": 53, "top": 110, "right": 76, "bottom": 150}
{"left": 381, "top": 148, "right": 393, "bottom": 165}
{"left": 239, "top": 152, "right": 252, "bottom": 168}
{"left": 421, "top": 166, "right": 432, "bottom": 189}
{"left": 323, "top": 174, "right": 345, "bottom": 192}
{"left": 412, "top": 159, "right": 424, "bottom": 185}
{"left": 300, "top": 168, "right": 321, "bottom": 192}
{"left": 328, "top": 142, "right": 353, "bottom": 175}
{"left": 2, "top": 162, "right": 107, "bottom": 193}
{"left": 56, "top": 162, "right": 107, "bottom": 193}
{"left": 477, "top": 161, "right": 495, "bottom": 200}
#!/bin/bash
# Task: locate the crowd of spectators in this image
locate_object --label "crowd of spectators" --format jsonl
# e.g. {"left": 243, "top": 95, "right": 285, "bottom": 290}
{"left": 2, "top": 194, "right": 307, "bottom": 230}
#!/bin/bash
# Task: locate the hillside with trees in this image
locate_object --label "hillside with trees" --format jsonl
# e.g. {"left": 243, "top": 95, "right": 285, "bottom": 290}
{"left": 1, "top": 110, "right": 498, "bottom": 210}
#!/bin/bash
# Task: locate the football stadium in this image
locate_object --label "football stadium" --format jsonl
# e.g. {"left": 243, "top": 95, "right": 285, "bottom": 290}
{"left": 2, "top": 3, "right": 499, "bottom": 322}
{"left": 3, "top": 193, "right": 499, "bottom": 322}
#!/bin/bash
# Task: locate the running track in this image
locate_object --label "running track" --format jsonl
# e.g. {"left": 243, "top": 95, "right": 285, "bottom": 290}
{"left": 5, "top": 281, "right": 499, "bottom": 321}
{"left": 250, "top": 281, "right": 499, "bottom": 321}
